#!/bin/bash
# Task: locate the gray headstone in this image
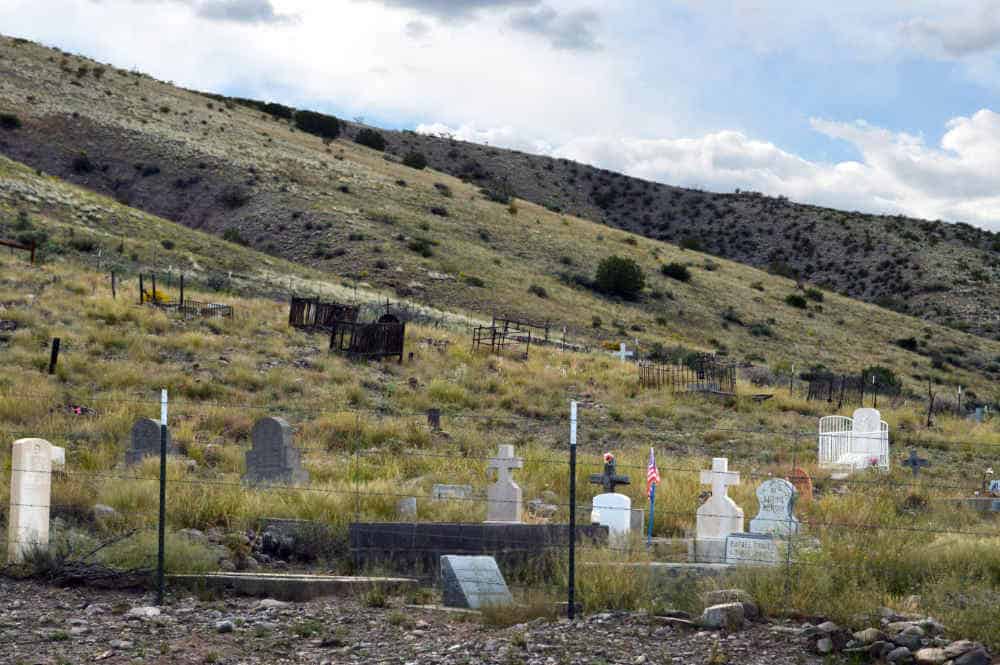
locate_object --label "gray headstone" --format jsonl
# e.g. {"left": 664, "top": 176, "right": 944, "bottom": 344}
{"left": 243, "top": 417, "right": 309, "bottom": 485}
{"left": 749, "top": 479, "right": 799, "bottom": 537}
{"left": 725, "top": 533, "right": 779, "bottom": 566}
{"left": 440, "top": 555, "right": 513, "bottom": 609}
{"left": 630, "top": 508, "right": 645, "bottom": 534}
{"left": 431, "top": 484, "right": 472, "bottom": 501}
{"left": 125, "top": 418, "right": 171, "bottom": 466}
{"left": 397, "top": 497, "right": 417, "bottom": 520}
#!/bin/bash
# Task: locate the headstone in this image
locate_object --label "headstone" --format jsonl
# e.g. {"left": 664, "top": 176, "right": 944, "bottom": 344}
{"left": 630, "top": 508, "right": 644, "bottom": 534}
{"left": 396, "top": 497, "right": 417, "bottom": 520}
{"left": 786, "top": 467, "right": 813, "bottom": 501}
{"left": 440, "top": 555, "right": 513, "bottom": 609}
{"left": 427, "top": 408, "right": 441, "bottom": 431}
{"left": 125, "top": 418, "right": 171, "bottom": 466}
{"left": 592, "top": 493, "right": 631, "bottom": 538}
{"left": 853, "top": 408, "right": 881, "bottom": 433}
{"left": 589, "top": 454, "right": 631, "bottom": 538}
{"left": 696, "top": 458, "right": 744, "bottom": 540}
{"left": 725, "top": 533, "right": 779, "bottom": 566}
{"left": 486, "top": 445, "right": 523, "bottom": 523}
{"left": 243, "top": 417, "right": 309, "bottom": 485}
{"left": 988, "top": 480, "right": 1000, "bottom": 496}
{"left": 7, "top": 438, "right": 64, "bottom": 564}
{"left": 431, "top": 484, "right": 472, "bottom": 501}
{"left": 902, "top": 449, "right": 929, "bottom": 477}
{"left": 614, "top": 343, "right": 634, "bottom": 362}
{"left": 749, "top": 479, "right": 799, "bottom": 537}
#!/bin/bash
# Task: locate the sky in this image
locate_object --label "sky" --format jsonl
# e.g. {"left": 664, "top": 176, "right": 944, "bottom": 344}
{"left": 4, "top": 0, "right": 1000, "bottom": 230}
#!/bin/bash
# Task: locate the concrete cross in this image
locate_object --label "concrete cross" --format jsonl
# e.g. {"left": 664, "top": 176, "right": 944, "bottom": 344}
{"left": 589, "top": 457, "right": 631, "bottom": 493}
{"left": 487, "top": 444, "right": 523, "bottom": 484}
{"left": 614, "top": 343, "right": 634, "bottom": 362}
{"left": 902, "top": 449, "right": 930, "bottom": 477}
{"left": 700, "top": 457, "right": 740, "bottom": 499}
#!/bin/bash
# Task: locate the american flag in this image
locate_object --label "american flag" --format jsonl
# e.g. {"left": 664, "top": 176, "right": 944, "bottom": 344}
{"left": 646, "top": 447, "right": 660, "bottom": 498}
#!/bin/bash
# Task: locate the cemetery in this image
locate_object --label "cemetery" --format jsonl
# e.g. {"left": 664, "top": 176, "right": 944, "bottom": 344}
{"left": 3, "top": 240, "right": 1000, "bottom": 658}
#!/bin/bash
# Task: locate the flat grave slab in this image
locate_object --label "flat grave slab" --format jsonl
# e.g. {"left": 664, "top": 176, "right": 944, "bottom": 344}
{"left": 168, "top": 572, "right": 416, "bottom": 602}
{"left": 440, "top": 555, "right": 513, "bottom": 609}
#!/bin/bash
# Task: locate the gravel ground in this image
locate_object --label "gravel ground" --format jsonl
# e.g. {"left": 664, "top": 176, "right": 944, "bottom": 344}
{"left": 0, "top": 579, "right": 824, "bottom": 665}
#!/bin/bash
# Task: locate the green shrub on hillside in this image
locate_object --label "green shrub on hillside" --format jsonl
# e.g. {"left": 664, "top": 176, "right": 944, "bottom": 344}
{"left": 0, "top": 113, "right": 21, "bottom": 130}
{"left": 222, "top": 227, "right": 247, "bottom": 245}
{"left": 785, "top": 294, "right": 807, "bottom": 309}
{"left": 355, "top": 128, "right": 386, "bottom": 151}
{"left": 403, "top": 151, "right": 428, "bottom": 170}
{"left": 805, "top": 287, "right": 824, "bottom": 302}
{"left": 595, "top": 255, "right": 645, "bottom": 300}
{"left": 294, "top": 110, "right": 341, "bottom": 140}
{"left": 661, "top": 262, "right": 691, "bottom": 282}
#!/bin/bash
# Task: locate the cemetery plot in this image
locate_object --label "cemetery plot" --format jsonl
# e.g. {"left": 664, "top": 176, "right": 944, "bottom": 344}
{"left": 138, "top": 272, "right": 233, "bottom": 319}
{"left": 288, "top": 295, "right": 359, "bottom": 332}
{"left": 804, "top": 371, "right": 901, "bottom": 407}
{"left": 329, "top": 314, "right": 406, "bottom": 362}
{"left": 638, "top": 355, "right": 736, "bottom": 395}
{"left": 818, "top": 407, "right": 890, "bottom": 471}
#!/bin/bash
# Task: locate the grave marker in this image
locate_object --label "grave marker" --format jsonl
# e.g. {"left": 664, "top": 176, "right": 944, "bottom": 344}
{"left": 486, "top": 445, "right": 523, "bottom": 523}
{"left": 431, "top": 484, "right": 472, "bottom": 501}
{"left": 725, "top": 533, "right": 779, "bottom": 566}
{"left": 749, "top": 479, "right": 799, "bottom": 537}
{"left": 7, "top": 438, "right": 64, "bottom": 564}
{"left": 440, "top": 555, "right": 513, "bottom": 609}
{"left": 696, "top": 458, "right": 743, "bottom": 540}
{"left": 786, "top": 467, "right": 813, "bottom": 501}
{"left": 125, "top": 418, "right": 172, "bottom": 466}
{"left": 902, "top": 449, "right": 930, "bottom": 477}
{"left": 589, "top": 454, "right": 632, "bottom": 537}
{"left": 243, "top": 417, "right": 309, "bottom": 485}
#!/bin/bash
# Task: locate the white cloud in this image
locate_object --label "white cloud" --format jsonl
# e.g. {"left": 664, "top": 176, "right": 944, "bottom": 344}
{"left": 421, "top": 111, "right": 1000, "bottom": 230}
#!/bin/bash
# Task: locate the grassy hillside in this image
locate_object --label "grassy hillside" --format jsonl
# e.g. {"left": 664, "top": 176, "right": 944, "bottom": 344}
{"left": 0, "top": 156, "right": 999, "bottom": 644}
{"left": 0, "top": 36, "right": 999, "bottom": 402}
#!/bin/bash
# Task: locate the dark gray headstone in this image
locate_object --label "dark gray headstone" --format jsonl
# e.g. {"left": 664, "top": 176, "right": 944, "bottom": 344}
{"left": 440, "top": 555, "right": 512, "bottom": 609}
{"left": 243, "top": 417, "right": 309, "bottom": 485}
{"left": 125, "top": 418, "right": 171, "bottom": 466}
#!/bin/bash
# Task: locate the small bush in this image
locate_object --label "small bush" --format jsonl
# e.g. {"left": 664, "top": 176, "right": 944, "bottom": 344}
{"left": 679, "top": 236, "right": 703, "bottom": 251}
{"left": 661, "top": 262, "right": 691, "bottom": 282}
{"left": 68, "top": 237, "right": 98, "bottom": 253}
{"left": 463, "top": 275, "right": 486, "bottom": 287}
{"left": 71, "top": 152, "right": 94, "bottom": 174}
{"left": 161, "top": 239, "right": 175, "bottom": 250}
{"left": 749, "top": 322, "right": 773, "bottom": 337}
{"left": 592, "top": 316, "right": 602, "bottom": 328}
{"left": 528, "top": 284, "right": 548, "bottom": 298}
{"left": 403, "top": 151, "right": 428, "bottom": 170}
{"left": 219, "top": 185, "right": 250, "bottom": 209}
{"left": 355, "top": 128, "right": 386, "bottom": 151}
{"left": 294, "top": 109, "right": 341, "bottom": 140}
{"left": 804, "top": 288, "right": 824, "bottom": 302}
{"left": 0, "top": 113, "right": 22, "bottom": 130}
{"left": 434, "top": 183, "right": 452, "bottom": 197}
{"left": 407, "top": 237, "right": 435, "bottom": 257}
{"left": 785, "top": 294, "right": 807, "bottom": 309}
{"left": 429, "top": 206, "right": 448, "bottom": 217}
{"left": 595, "top": 255, "right": 645, "bottom": 300}
{"left": 222, "top": 227, "right": 248, "bottom": 245}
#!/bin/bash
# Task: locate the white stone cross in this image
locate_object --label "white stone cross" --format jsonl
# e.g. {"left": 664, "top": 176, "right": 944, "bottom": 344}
{"left": 700, "top": 457, "right": 740, "bottom": 498}
{"left": 614, "top": 343, "right": 634, "bottom": 362}
{"left": 487, "top": 444, "right": 523, "bottom": 483}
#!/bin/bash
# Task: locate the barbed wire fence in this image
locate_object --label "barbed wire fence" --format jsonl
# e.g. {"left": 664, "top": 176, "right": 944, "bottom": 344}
{"left": 2, "top": 393, "right": 1000, "bottom": 640}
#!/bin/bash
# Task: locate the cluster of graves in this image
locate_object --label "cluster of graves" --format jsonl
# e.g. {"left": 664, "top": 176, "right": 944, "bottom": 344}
{"left": 289, "top": 296, "right": 406, "bottom": 362}
{"left": 638, "top": 354, "right": 738, "bottom": 395}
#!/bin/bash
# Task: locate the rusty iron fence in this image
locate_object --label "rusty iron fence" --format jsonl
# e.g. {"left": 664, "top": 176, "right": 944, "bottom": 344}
{"left": 804, "top": 372, "right": 902, "bottom": 409}
{"left": 289, "top": 296, "right": 359, "bottom": 332}
{"left": 639, "top": 358, "right": 737, "bottom": 395}
{"left": 329, "top": 315, "right": 406, "bottom": 362}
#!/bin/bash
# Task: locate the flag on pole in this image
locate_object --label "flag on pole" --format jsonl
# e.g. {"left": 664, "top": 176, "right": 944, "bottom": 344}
{"left": 646, "top": 447, "right": 660, "bottom": 498}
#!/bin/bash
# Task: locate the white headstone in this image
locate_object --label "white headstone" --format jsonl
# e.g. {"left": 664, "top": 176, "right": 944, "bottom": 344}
{"left": 725, "top": 533, "right": 779, "bottom": 566}
{"left": 7, "top": 438, "right": 64, "bottom": 564}
{"left": 696, "top": 458, "right": 744, "bottom": 540}
{"left": 593, "top": 493, "right": 631, "bottom": 538}
{"left": 853, "top": 408, "right": 881, "bottom": 434}
{"left": 486, "top": 444, "right": 523, "bottom": 523}
{"left": 749, "top": 479, "right": 799, "bottom": 537}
